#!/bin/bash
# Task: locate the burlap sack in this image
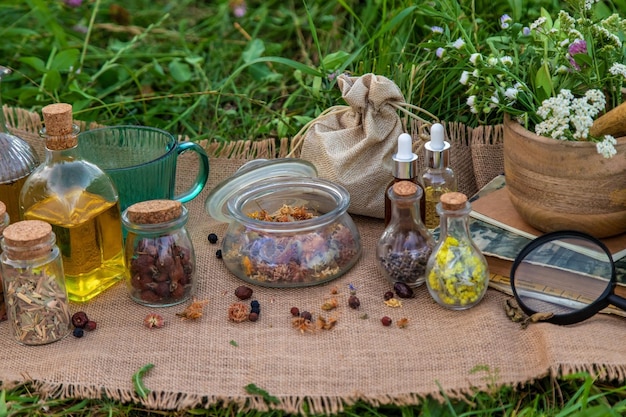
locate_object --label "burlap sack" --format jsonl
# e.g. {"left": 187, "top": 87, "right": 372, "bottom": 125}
{"left": 290, "top": 73, "right": 435, "bottom": 219}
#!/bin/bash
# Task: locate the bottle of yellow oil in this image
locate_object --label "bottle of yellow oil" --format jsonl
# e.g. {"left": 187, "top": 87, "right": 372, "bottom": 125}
{"left": 19, "top": 103, "right": 125, "bottom": 302}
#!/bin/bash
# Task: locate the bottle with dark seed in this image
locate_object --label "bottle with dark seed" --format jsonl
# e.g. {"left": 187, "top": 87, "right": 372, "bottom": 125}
{"left": 377, "top": 181, "right": 435, "bottom": 288}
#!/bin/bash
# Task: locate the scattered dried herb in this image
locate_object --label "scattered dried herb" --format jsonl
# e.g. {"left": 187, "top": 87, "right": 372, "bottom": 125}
{"left": 228, "top": 302, "right": 248, "bottom": 322}
{"left": 321, "top": 297, "right": 338, "bottom": 311}
{"left": 397, "top": 318, "right": 409, "bottom": 328}
{"left": 292, "top": 316, "right": 315, "bottom": 333}
{"left": 384, "top": 298, "right": 402, "bottom": 308}
{"left": 316, "top": 315, "right": 337, "bottom": 330}
{"left": 521, "top": 312, "right": 554, "bottom": 329}
{"left": 230, "top": 340, "right": 239, "bottom": 347}
{"left": 176, "top": 299, "right": 208, "bottom": 320}
{"left": 504, "top": 299, "right": 525, "bottom": 323}
{"left": 144, "top": 313, "right": 164, "bottom": 328}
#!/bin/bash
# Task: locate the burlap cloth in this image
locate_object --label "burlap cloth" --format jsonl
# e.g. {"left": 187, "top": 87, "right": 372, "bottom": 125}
{"left": 1, "top": 107, "right": 625, "bottom": 414}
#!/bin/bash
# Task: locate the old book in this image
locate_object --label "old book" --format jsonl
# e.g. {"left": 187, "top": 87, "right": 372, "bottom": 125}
{"left": 469, "top": 175, "right": 626, "bottom": 261}
{"left": 466, "top": 176, "right": 626, "bottom": 300}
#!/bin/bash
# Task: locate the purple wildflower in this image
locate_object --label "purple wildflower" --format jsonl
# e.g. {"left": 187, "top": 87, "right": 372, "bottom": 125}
{"left": 233, "top": 5, "right": 246, "bottom": 18}
{"left": 522, "top": 27, "right": 531, "bottom": 36}
{"left": 431, "top": 26, "right": 444, "bottom": 34}
{"left": 500, "top": 14, "right": 512, "bottom": 29}
{"left": 229, "top": 0, "right": 247, "bottom": 18}
{"left": 64, "top": 0, "right": 82, "bottom": 7}
{"left": 568, "top": 39, "right": 588, "bottom": 70}
{"left": 436, "top": 47, "right": 445, "bottom": 58}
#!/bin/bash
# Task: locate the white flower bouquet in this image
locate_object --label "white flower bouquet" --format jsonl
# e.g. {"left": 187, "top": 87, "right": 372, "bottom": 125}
{"left": 421, "top": 0, "right": 626, "bottom": 157}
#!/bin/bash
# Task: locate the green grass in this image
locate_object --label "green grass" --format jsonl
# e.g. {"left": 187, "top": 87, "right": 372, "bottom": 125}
{"left": 0, "top": 0, "right": 583, "bottom": 140}
{"left": 2, "top": 0, "right": 626, "bottom": 415}
{"left": 3, "top": 372, "right": 626, "bottom": 416}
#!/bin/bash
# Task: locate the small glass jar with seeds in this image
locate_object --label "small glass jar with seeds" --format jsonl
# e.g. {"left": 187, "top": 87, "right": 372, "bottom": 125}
{"left": 0, "top": 220, "right": 71, "bottom": 345}
{"left": 122, "top": 199, "right": 196, "bottom": 307}
{"left": 377, "top": 181, "right": 435, "bottom": 288}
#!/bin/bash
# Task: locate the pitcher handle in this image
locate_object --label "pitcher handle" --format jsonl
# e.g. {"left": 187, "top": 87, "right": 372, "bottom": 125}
{"left": 173, "top": 142, "right": 209, "bottom": 203}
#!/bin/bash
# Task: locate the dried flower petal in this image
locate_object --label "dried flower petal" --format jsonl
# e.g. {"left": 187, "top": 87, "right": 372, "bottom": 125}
{"left": 144, "top": 313, "right": 164, "bottom": 328}
{"left": 176, "top": 299, "right": 208, "bottom": 320}
{"left": 228, "top": 302, "right": 249, "bottom": 322}
{"left": 384, "top": 298, "right": 403, "bottom": 308}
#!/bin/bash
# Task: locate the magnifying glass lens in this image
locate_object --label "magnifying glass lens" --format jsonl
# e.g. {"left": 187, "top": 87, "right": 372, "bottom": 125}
{"left": 512, "top": 235, "right": 613, "bottom": 320}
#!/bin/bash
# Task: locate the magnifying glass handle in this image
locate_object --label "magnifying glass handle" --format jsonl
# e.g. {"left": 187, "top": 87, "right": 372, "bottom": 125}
{"left": 607, "top": 293, "right": 626, "bottom": 312}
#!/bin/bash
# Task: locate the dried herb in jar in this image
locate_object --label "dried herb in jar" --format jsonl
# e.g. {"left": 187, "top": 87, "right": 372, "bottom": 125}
{"left": 0, "top": 220, "right": 71, "bottom": 345}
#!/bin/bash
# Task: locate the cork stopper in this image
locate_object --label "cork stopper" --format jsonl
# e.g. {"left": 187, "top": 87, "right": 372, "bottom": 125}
{"left": 2, "top": 220, "right": 53, "bottom": 260}
{"left": 440, "top": 192, "right": 468, "bottom": 211}
{"left": 126, "top": 200, "right": 183, "bottom": 224}
{"left": 41, "top": 103, "right": 78, "bottom": 150}
{"left": 392, "top": 181, "right": 418, "bottom": 197}
{"left": 0, "top": 200, "right": 6, "bottom": 218}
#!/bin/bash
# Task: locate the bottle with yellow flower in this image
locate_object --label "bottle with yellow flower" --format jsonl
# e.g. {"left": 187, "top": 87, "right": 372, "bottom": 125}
{"left": 426, "top": 192, "right": 489, "bottom": 310}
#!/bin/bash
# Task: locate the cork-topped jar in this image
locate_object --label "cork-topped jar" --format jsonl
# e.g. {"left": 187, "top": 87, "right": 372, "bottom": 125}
{"left": 0, "top": 220, "right": 71, "bottom": 345}
{"left": 377, "top": 181, "right": 435, "bottom": 288}
{"left": 122, "top": 199, "right": 196, "bottom": 307}
{"left": 425, "top": 192, "right": 489, "bottom": 310}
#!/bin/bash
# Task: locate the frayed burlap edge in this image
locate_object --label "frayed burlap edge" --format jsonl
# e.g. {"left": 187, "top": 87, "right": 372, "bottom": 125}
{"left": 5, "top": 361, "right": 626, "bottom": 415}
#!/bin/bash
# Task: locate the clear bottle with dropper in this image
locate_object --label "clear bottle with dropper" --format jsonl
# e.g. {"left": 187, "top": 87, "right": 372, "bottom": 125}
{"left": 421, "top": 123, "right": 457, "bottom": 230}
{"left": 384, "top": 133, "right": 425, "bottom": 226}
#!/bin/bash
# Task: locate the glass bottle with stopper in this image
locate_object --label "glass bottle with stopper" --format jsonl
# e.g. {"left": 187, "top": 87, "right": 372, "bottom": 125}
{"left": 421, "top": 123, "right": 457, "bottom": 230}
{"left": 384, "top": 133, "right": 425, "bottom": 226}
{"left": 426, "top": 192, "right": 489, "bottom": 310}
{"left": 377, "top": 180, "right": 434, "bottom": 288}
{"left": 19, "top": 103, "right": 125, "bottom": 302}
{"left": 0, "top": 66, "right": 40, "bottom": 222}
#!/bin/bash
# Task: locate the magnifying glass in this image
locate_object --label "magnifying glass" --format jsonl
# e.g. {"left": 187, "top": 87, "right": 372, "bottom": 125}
{"left": 510, "top": 230, "right": 626, "bottom": 325}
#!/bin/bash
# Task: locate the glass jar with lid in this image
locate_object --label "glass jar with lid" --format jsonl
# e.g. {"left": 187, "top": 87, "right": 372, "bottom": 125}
{"left": 122, "top": 199, "right": 196, "bottom": 306}
{"left": 426, "top": 192, "right": 489, "bottom": 310}
{"left": 205, "top": 159, "right": 361, "bottom": 288}
{"left": 0, "top": 220, "right": 71, "bottom": 345}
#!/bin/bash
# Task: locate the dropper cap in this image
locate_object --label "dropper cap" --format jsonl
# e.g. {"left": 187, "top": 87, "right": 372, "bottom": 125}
{"left": 391, "top": 133, "right": 418, "bottom": 179}
{"left": 424, "top": 123, "right": 450, "bottom": 169}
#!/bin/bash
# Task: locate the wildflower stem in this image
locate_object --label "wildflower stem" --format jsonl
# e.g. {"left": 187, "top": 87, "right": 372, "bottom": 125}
{"left": 78, "top": 0, "right": 101, "bottom": 74}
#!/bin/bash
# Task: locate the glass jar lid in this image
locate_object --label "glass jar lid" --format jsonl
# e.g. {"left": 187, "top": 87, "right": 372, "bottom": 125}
{"left": 205, "top": 158, "right": 317, "bottom": 223}
{"left": 0, "top": 133, "right": 39, "bottom": 184}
